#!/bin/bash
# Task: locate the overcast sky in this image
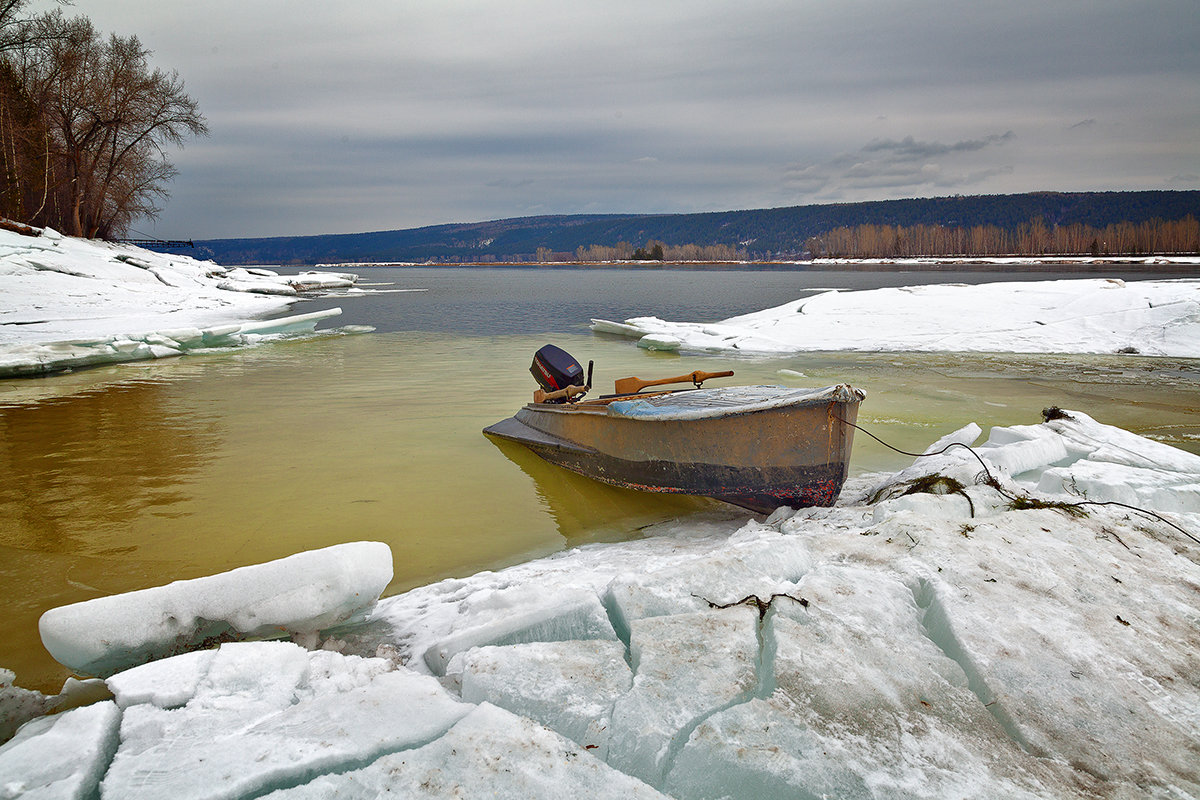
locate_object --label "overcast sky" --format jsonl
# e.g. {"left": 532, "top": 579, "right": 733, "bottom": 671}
{"left": 37, "top": 0, "right": 1200, "bottom": 239}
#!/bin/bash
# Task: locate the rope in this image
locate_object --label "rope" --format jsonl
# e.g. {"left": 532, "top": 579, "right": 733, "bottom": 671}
{"left": 837, "top": 415, "right": 1200, "bottom": 546}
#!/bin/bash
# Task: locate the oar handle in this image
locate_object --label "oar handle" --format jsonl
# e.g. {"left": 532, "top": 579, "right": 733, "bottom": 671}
{"left": 614, "top": 370, "right": 734, "bottom": 395}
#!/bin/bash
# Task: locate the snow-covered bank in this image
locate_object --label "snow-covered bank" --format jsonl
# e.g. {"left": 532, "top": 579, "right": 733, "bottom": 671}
{"left": 3, "top": 410, "right": 1198, "bottom": 798}
{"left": 592, "top": 277, "right": 1200, "bottom": 356}
{"left": 0, "top": 225, "right": 367, "bottom": 377}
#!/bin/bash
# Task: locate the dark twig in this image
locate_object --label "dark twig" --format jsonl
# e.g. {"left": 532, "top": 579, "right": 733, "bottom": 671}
{"left": 694, "top": 593, "right": 809, "bottom": 620}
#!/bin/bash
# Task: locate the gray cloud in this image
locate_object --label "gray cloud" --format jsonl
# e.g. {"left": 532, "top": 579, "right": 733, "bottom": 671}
{"left": 35, "top": 0, "right": 1200, "bottom": 238}
{"left": 784, "top": 133, "right": 1016, "bottom": 197}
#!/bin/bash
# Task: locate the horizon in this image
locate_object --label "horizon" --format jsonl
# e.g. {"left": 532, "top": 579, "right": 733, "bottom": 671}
{"left": 31, "top": 0, "right": 1200, "bottom": 241}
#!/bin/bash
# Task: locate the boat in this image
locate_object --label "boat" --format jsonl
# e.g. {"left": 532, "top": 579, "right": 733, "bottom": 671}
{"left": 483, "top": 345, "right": 865, "bottom": 513}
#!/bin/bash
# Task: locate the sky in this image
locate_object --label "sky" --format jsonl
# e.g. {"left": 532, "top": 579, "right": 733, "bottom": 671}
{"left": 33, "top": 0, "right": 1200, "bottom": 240}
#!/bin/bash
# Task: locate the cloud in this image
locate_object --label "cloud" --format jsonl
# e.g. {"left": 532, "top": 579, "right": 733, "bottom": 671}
{"left": 67, "top": 0, "right": 1200, "bottom": 237}
{"left": 783, "top": 132, "right": 1016, "bottom": 198}
{"left": 860, "top": 132, "right": 1015, "bottom": 160}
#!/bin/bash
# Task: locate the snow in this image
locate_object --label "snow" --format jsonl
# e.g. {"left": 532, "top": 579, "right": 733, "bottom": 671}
{"left": 592, "top": 277, "right": 1200, "bottom": 357}
{"left": 0, "top": 225, "right": 366, "bottom": 376}
{"left": 3, "top": 230, "right": 1200, "bottom": 796}
{"left": 38, "top": 542, "right": 394, "bottom": 678}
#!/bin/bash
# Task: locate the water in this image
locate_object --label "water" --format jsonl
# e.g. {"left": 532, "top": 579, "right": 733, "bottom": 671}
{"left": 2, "top": 267, "right": 1198, "bottom": 692}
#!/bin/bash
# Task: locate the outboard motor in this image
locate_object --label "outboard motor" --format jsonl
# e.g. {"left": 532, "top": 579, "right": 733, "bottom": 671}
{"left": 531, "top": 344, "right": 593, "bottom": 403}
{"left": 531, "top": 344, "right": 583, "bottom": 392}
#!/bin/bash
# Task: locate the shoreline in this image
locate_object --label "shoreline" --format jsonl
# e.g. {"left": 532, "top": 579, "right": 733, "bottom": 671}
{"left": 317, "top": 256, "right": 1200, "bottom": 272}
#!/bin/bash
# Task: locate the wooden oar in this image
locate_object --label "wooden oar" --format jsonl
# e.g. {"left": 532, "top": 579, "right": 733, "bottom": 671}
{"left": 614, "top": 370, "right": 734, "bottom": 395}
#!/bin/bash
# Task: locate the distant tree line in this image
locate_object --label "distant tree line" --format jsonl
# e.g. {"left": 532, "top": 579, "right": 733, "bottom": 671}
{"left": 569, "top": 240, "right": 748, "bottom": 262}
{"left": 805, "top": 216, "right": 1200, "bottom": 259}
{"left": 0, "top": 1, "right": 206, "bottom": 239}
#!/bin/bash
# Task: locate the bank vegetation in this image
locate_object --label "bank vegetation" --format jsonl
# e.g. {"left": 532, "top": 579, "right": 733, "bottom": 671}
{"left": 805, "top": 216, "right": 1200, "bottom": 259}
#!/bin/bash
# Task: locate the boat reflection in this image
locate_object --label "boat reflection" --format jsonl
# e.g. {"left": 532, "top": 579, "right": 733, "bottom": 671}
{"left": 484, "top": 437, "right": 726, "bottom": 544}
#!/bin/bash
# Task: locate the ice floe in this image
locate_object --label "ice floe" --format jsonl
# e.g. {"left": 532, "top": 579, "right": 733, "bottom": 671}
{"left": 38, "top": 542, "right": 393, "bottom": 678}
{"left": 0, "top": 225, "right": 366, "bottom": 376}
{"left": 592, "top": 277, "right": 1200, "bottom": 357}
{"left": 3, "top": 409, "right": 1198, "bottom": 798}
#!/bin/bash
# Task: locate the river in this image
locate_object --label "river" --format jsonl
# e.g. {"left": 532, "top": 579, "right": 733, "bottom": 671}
{"left": 2, "top": 266, "right": 1198, "bottom": 691}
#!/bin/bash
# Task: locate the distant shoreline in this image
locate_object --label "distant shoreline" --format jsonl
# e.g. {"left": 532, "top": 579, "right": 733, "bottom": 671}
{"left": 314, "top": 257, "right": 1200, "bottom": 272}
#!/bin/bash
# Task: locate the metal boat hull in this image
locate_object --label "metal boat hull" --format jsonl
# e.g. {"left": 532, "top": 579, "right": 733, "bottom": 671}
{"left": 484, "top": 385, "right": 863, "bottom": 513}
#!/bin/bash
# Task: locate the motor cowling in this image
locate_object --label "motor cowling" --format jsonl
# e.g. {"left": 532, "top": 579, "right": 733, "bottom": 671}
{"left": 530, "top": 344, "right": 584, "bottom": 393}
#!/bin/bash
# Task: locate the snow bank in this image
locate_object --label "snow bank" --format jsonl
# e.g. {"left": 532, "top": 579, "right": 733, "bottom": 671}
{"left": 0, "top": 226, "right": 366, "bottom": 376}
{"left": 592, "top": 277, "right": 1200, "bottom": 357}
{"left": 38, "top": 542, "right": 394, "bottom": 677}
{"left": 3, "top": 412, "right": 1199, "bottom": 798}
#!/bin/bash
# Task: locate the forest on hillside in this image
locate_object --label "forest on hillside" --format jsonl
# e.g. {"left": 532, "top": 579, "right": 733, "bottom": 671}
{"left": 193, "top": 191, "right": 1200, "bottom": 266}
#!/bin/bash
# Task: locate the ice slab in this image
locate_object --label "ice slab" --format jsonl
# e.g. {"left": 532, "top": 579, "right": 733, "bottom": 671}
{"left": 105, "top": 649, "right": 216, "bottom": 710}
{"left": 608, "top": 606, "right": 760, "bottom": 786}
{"left": 262, "top": 702, "right": 670, "bottom": 799}
{"left": 0, "top": 701, "right": 120, "bottom": 800}
{"left": 459, "top": 640, "right": 632, "bottom": 759}
{"left": 605, "top": 530, "right": 813, "bottom": 632}
{"left": 666, "top": 565, "right": 1062, "bottom": 798}
{"left": 100, "top": 642, "right": 470, "bottom": 800}
{"left": 39, "top": 541, "right": 393, "bottom": 677}
{"left": 420, "top": 584, "right": 617, "bottom": 677}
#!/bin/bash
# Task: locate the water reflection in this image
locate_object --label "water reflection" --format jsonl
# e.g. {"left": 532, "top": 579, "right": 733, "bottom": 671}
{"left": 484, "top": 436, "right": 718, "bottom": 543}
{"left": 0, "top": 379, "right": 219, "bottom": 556}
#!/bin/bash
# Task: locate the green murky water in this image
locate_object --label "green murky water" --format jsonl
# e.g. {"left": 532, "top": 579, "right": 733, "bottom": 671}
{"left": 3, "top": 287, "right": 1200, "bottom": 692}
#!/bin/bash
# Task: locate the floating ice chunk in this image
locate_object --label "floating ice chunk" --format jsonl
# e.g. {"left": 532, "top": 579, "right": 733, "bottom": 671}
{"left": 263, "top": 702, "right": 670, "bottom": 799}
{"left": 0, "top": 701, "right": 120, "bottom": 799}
{"left": 421, "top": 585, "right": 615, "bottom": 676}
{"left": 39, "top": 541, "right": 393, "bottom": 677}
{"left": 608, "top": 606, "right": 759, "bottom": 786}
{"left": 459, "top": 640, "right": 632, "bottom": 759}
{"left": 215, "top": 279, "right": 297, "bottom": 295}
{"left": 592, "top": 278, "right": 1200, "bottom": 357}
{"left": 636, "top": 334, "right": 680, "bottom": 351}
{"left": 101, "top": 642, "right": 469, "bottom": 800}
{"left": 0, "top": 309, "right": 347, "bottom": 377}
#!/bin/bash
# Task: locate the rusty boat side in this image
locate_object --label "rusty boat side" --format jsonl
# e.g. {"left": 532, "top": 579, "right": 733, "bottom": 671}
{"left": 483, "top": 384, "right": 864, "bottom": 513}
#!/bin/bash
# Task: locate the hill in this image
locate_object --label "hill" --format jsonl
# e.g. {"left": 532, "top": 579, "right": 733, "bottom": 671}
{"left": 185, "top": 191, "right": 1200, "bottom": 265}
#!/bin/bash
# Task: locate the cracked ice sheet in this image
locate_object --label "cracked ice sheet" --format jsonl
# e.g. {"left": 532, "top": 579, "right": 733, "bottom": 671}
{"left": 666, "top": 565, "right": 1066, "bottom": 799}
{"left": 99, "top": 641, "right": 471, "bottom": 800}
{"left": 459, "top": 640, "right": 632, "bottom": 760}
{"left": 590, "top": 277, "right": 1200, "bottom": 357}
{"left": 262, "top": 702, "right": 670, "bottom": 799}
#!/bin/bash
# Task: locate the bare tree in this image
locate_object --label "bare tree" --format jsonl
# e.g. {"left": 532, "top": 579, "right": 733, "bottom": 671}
{"left": 8, "top": 12, "right": 206, "bottom": 237}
